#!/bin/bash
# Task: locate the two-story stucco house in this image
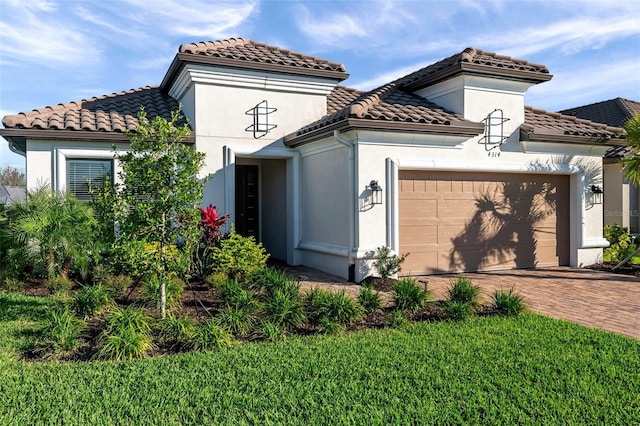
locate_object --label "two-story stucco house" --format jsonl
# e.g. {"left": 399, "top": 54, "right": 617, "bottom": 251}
{"left": 0, "top": 38, "right": 626, "bottom": 281}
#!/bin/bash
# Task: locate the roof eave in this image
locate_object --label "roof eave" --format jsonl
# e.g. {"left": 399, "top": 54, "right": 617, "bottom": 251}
{"left": 161, "top": 52, "right": 350, "bottom": 93}
{"left": 284, "top": 118, "right": 484, "bottom": 148}
{"left": 519, "top": 128, "right": 626, "bottom": 146}
{"left": 402, "top": 63, "right": 552, "bottom": 92}
{"left": 0, "top": 128, "right": 196, "bottom": 144}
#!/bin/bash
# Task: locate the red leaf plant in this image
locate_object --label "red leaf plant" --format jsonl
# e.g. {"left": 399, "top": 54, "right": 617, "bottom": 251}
{"left": 200, "top": 205, "right": 229, "bottom": 245}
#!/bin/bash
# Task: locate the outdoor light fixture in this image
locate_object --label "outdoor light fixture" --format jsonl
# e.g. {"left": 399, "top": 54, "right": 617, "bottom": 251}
{"left": 367, "top": 180, "right": 383, "bottom": 205}
{"left": 590, "top": 185, "right": 603, "bottom": 205}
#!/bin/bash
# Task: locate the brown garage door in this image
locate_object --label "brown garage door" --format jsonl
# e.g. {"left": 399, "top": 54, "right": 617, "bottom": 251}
{"left": 399, "top": 171, "right": 569, "bottom": 275}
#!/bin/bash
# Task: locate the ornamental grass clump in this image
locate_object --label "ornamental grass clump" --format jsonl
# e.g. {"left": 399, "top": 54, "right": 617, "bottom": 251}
{"left": 392, "top": 278, "right": 429, "bottom": 312}
{"left": 42, "top": 308, "right": 86, "bottom": 356}
{"left": 492, "top": 286, "right": 526, "bottom": 316}
{"left": 304, "top": 288, "right": 363, "bottom": 327}
{"left": 444, "top": 300, "right": 474, "bottom": 321}
{"left": 190, "top": 320, "right": 237, "bottom": 351}
{"left": 357, "top": 285, "right": 382, "bottom": 313}
{"left": 261, "top": 284, "right": 305, "bottom": 330}
{"left": 98, "top": 305, "right": 153, "bottom": 361}
{"left": 214, "top": 306, "right": 257, "bottom": 337}
{"left": 156, "top": 313, "right": 196, "bottom": 350}
{"left": 447, "top": 276, "right": 481, "bottom": 307}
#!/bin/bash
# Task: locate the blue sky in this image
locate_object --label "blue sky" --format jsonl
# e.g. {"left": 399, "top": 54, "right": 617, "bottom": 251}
{"left": 1, "top": 0, "right": 639, "bottom": 171}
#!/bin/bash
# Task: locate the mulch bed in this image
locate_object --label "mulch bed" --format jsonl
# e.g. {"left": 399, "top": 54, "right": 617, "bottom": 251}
{"left": 585, "top": 262, "right": 640, "bottom": 276}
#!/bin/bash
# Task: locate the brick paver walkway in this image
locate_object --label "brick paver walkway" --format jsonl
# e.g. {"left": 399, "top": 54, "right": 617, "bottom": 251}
{"left": 289, "top": 266, "right": 640, "bottom": 340}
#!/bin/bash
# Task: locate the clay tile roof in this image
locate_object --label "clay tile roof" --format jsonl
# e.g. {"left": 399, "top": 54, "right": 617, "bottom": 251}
{"left": 559, "top": 98, "right": 640, "bottom": 129}
{"left": 1, "top": 86, "right": 183, "bottom": 142}
{"left": 398, "top": 47, "right": 551, "bottom": 92}
{"left": 162, "top": 38, "right": 348, "bottom": 89}
{"left": 521, "top": 106, "right": 625, "bottom": 144}
{"left": 284, "top": 83, "right": 484, "bottom": 146}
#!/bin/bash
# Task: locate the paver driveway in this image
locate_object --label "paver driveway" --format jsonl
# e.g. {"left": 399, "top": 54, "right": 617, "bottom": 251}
{"left": 293, "top": 266, "right": 640, "bottom": 340}
{"left": 417, "top": 267, "right": 640, "bottom": 340}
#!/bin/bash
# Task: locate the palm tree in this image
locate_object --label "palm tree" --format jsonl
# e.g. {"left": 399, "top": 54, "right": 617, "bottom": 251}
{"left": 621, "top": 115, "right": 640, "bottom": 184}
{"left": 2, "top": 188, "right": 98, "bottom": 279}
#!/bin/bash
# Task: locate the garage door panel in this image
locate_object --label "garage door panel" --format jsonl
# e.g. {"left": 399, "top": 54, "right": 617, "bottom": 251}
{"left": 399, "top": 171, "right": 569, "bottom": 275}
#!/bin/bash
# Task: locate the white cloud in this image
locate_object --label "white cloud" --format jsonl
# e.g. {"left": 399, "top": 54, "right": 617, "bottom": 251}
{"left": 0, "top": 2, "right": 101, "bottom": 67}
{"left": 476, "top": 15, "right": 640, "bottom": 58}
{"left": 112, "top": 0, "right": 258, "bottom": 39}
{"left": 526, "top": 59, "right": 640, "bottom": 111}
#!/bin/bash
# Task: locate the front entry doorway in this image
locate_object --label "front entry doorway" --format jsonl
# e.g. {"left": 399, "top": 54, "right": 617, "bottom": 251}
{"left": 235, "top": 165, "right": 259, "bottom": 239}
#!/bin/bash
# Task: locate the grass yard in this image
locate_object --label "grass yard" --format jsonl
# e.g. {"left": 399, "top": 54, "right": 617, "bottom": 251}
{"left": 0, "top": 292, "right": 639, "bottom": 425}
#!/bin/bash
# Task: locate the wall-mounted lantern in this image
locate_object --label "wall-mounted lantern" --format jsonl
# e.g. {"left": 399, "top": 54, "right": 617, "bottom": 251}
{"left": 367, "top": 180, "right": 383, "bottom": 205}
{"left": 590, "top": 185, "right": 603, "bottom": 204}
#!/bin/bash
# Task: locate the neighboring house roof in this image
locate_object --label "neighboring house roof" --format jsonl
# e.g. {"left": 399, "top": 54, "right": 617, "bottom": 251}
{"left": 559, "top": 98, "right": 640, "bottom": 129}
{"left": 161, "top": 37, "right": 349, "bottom": 90}
{"left": 397, "top": 47, "right": 552, "bottom": 92}
{"left": 558, "top": 98, "right": 640, "bottom": 160}
{"left": 285, "top": 82, "right": 485, "bottom": 146}
{"left": 0, "top": 86, "right": 185, "bottom": 146}
{"left": 0, "top": 185, "right": 26, "bottom": 205}
{"left": 521, "top": 106, "right": 625, "bottom": 144}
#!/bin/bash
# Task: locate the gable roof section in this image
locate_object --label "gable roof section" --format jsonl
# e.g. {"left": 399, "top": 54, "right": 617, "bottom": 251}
{"left": 398, "top": 47, "right": 552, "bottom": 92}
{"left": 284, "top": 83, "right": 484, "bottom": 147}
{"left": 0, "top": 185, "right": 26, "bottom": 205}
{"left": 0, "top": 86, "right": 188, "bottom": 145}
{"left": 161, "top": 38, "right": 349, "bottom": 91}
{"left": 559, "top": 98, "right": 640, "bottom": 128}
{"left": 521, "top": 106, "right": 625, "bottom": 145}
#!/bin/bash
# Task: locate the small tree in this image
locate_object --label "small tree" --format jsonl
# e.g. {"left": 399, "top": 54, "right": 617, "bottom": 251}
{"left": 0, "top": 166, "right": 25, "bottom": 186}
{"left": 96, "top": 107, "right": 205, "bottom": 317}
{"left": 373, "top": 246, "right": 408, "bottom": 279}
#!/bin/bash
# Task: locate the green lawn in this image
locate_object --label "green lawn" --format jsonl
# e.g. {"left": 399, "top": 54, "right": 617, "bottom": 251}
{"left": 0, "top": 292, "right": 639, "bottom": 425}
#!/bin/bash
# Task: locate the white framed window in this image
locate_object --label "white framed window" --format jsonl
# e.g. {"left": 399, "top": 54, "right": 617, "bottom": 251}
{"left": 66, "top": 159, "right": 113, "bottom": 201}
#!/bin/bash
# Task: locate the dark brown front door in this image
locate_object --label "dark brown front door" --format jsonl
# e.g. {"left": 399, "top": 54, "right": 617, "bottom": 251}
{"left": 235, "top": 165, "right": 259, "bottom": 239}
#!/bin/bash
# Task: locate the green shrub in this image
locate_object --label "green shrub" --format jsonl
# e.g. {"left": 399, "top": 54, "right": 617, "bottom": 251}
{"left": 392, "top": 278, "right": 429, "bottom": 312}
{"left": 98, "top": 306, "right": 153, "bottom": 361}
{"left": 262, "top": 286, "right": 305, "bottom": 330}
{"left": 42, "top": 308, "right": 86, "bottom": 355}
{"left": 205, "top": 271, "right": 228, "bottom": 289}
{"left": 304, "top": 288, "right": 363, "bottom": 325}
{"left": 447, "top": 276, "right": 481, "bottom": 307}
{"left": 190, "top": 320, "right": 237, "bottom": 351}
{"left": 102, "top": 274, "right": 133, "bottom": 298}
{"left": 141, "top": 275, "right": 185, "bottom": 310}
{"left": 444, "top": 301, "right": 474, "bottom": 321}
{"left": 46, "top": 276, "right": 75, "bottom": 295}
{"left": 157, "top": 313, "right": 196, "bottom": 349}
{"left": 211, "top": 228, "right": 269, "bottom": 282}
{"left": 492, "top": 286, "right": 526, "bottom": 316}
{"left": 373, "top": 246, "right": 409, "bottom": 278}
{"left": 357, "top": 285, "right": 382, "bottom": 313}
{"left": 71, "top": 284, "right": 112, "bottom": 319}
{"left": 215, "top": 306, "right": 256, "bottom": 337}
{"left": 603, "top": 224, "right": 637, "bottom": 263}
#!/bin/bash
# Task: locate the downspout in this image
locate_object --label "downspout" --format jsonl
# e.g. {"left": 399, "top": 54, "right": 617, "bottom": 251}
{"left": 334, "top": 130, "right": 357, "bottom": 280}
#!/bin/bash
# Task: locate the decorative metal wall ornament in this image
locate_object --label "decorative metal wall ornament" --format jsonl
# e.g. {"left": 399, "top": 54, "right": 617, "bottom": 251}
{"left": 479, "top": 109, "right": 510, "bottom": 153}
{"left": 245, "top": 100, "right": 277, "bottom": 139}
